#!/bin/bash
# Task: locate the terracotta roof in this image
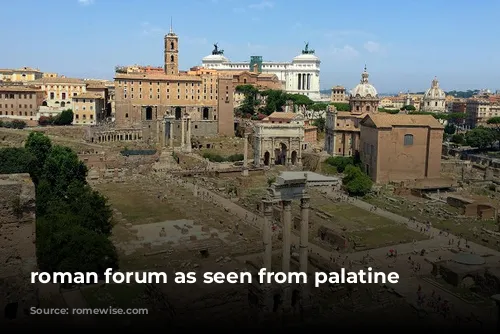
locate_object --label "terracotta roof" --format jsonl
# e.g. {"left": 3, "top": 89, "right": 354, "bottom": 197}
{"left": 72, "top": 93, "right": 104, "bottom": 99}
{"left": 362, "top": 113, "right": 444, "bottom": 129}
{"left": 32, "top": 77, "right": 86, "bottom": 84}
{"left": 266, "top": 111, "right": 297, "bottom": 120}
{"left": 0, "top": 86, "right": 42, "bottom": 92}
{"left": 115, "top": 73, "right": 203, "bottom": 82}
{"left": 337, "top": 111, "right": 366, "bottom": 118}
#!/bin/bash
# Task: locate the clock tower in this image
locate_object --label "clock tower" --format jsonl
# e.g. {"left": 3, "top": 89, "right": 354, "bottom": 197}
{"left": 164, "top": 20, "right": 179, "bottom": 75}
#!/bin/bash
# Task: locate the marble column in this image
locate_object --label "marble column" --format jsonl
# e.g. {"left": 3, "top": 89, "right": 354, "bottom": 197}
{"left": 180, "top": 117, "right": 185, "bottom": 149}
{"left": 282, "top": 200, "right": 293, "bottom": 312}
{"left": 299, "top": 196, "right": 310, "bottom": 273}
{"left": 242, "top": 132, "right": 249, "bottom": 176}
{"left": 161, "top": 120, "right": 166, "bottom": 147}
{"left": 282, "top": 200, "right": 292, "bottom": 273}
{"left": 300, "top": 196, "right": 311, "bottom": 309}
{"left": 169, "top": 120, "right": 174, "bottom": 148}
{"left": 262, "top": 200, "right": 273, "bottom": 271}
{"left": 185, "top": 116, "right": 192, "bottom": 153}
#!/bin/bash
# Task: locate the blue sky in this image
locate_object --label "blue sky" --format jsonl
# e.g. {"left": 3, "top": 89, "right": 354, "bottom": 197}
{"left": 1, "top": 0, "right": 499, "bottom": 93}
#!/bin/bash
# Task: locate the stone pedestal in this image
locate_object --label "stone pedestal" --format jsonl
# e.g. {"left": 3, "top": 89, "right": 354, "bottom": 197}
{"left": 282, "top": 200, "right": 292, "bottom": 273}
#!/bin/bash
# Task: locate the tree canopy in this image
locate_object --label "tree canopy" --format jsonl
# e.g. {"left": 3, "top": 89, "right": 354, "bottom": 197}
{"left": 330, "top": 102, "right": 350, "bottom": 111}
{"left": 0, "top": 132, "right": 119, "bottom": 274}
{"left": 342, "top": 165, "right": 373, "bottom": 196}
{"left": 464, "top": 127, "right": 496, "bottom": 149}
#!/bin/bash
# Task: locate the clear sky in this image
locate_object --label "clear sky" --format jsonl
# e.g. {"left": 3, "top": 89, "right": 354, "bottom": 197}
{"left": 2, "top": 0, "right": 499, "bottom": 93}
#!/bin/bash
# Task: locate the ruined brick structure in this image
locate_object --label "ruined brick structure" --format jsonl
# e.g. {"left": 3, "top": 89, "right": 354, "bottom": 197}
{"left": 0, "top": 173, "right": 38, "bottom": 322}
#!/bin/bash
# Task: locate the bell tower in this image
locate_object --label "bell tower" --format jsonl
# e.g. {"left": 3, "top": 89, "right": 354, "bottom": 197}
{"left": 164, "top": 19, "right": 179, "bottom": 75}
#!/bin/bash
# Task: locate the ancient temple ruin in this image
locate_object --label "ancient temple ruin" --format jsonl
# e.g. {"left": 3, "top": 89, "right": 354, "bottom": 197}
{"left": 252, "top": 172, "right": 311, "bottom": 314}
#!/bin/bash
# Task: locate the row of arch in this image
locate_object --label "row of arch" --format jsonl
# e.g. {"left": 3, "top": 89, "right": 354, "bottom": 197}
{"left": 41, "top": 101, "right": 67, "bottom": 107}
{"left": 262, "top": 145, "right": 298, "bottom": 166}
{"left": 143, "top": 106, "right": 211, "bottom": 121}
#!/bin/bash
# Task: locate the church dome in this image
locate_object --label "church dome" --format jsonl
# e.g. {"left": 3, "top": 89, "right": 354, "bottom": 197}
{"left": 350, "top": 66, "right": 378, "bottom": 98}
{"left": 424, "top": 77, "right": 446, "bottom": 100}
{"left": 202, "top": 54, "right": 229, "bottom": 63}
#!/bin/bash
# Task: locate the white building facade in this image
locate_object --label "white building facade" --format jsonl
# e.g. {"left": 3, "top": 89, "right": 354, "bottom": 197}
{"left": 202, "top": 44, "right": 321, "bottom": 101}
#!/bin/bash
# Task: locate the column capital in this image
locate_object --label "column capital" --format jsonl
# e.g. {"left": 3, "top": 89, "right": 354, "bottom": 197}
{"left": 282, "top": 199, "right": 292, "bottom": 210}
{"left": 300, "top": 196, "right": 311, "bottom": 208}
{"left": 262, "top": 200, "right": 273, "bottom": 215}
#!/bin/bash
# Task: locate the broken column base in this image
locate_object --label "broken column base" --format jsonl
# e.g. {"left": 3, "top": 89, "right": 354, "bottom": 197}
{"left": 242, "top": 168, "right": 249, "bottom": 177}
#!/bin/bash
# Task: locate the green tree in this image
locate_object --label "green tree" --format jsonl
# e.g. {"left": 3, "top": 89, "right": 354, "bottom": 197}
{"left": 236, "top": 85, "right": 260, "bottom": 115}
{"left": 444, "top": 123, "right": 456, "bottom": 135}
{"left": 330, "top": 102, "right": 350, "bottom": 111}
{"left": 401, "top": 105, "right": 416, "bottom": 111}
{"left": 311, "top": 103, "right": 329, "bottom": 112}
{"left": 342, "top": 165, "right": 373, "bottom": 196}
{"left": 288, "top": 94, "right": 314, "bottom": 107}
{"left": 465, "top": 127, "right": 496, "bottom": 149}
{"left": 54, "top": 109, "right": 74, "bottom": 125}
{"left": 36, "top": 221, "right": 118, "bottom": 274}
{"left": 312, "top": 117, "right": 325, "bottom": 132}
{"left": 0, "top": 148, "right": 35, "bottom": 174}
{"left": 260, "top": 89, "right": 288, "bottom": 115}
{"left": 325, "top": 156, "right": 358, "bottom": 173}
{"left": 25, "top": 132, "right": 52, "bottom": 184}
{"left": 450, "top": 133, "right": 465, "bottom": 145}
{"left": 379, "top": 108, "right": 400, "bottom": 114}
{"left": 487, "top": 116, "right": 500, "bottom": 129}
{"left": 41, "top": 145, "right": 87, "bottom": 196}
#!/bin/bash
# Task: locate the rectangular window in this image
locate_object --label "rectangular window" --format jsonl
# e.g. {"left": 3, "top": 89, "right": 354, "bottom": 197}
{"left": 404, "top": 134, "right": 414, "bottom": 146}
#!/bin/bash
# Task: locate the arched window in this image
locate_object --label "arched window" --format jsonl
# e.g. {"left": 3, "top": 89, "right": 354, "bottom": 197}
{"left": 170, "top": 55, "right": 174, "bottom": 62}
{"left": 170, "top": 41, "right": 174, "bottom": 50}
{"left": 404, "top": 134, "right": 414, "bottom": 146}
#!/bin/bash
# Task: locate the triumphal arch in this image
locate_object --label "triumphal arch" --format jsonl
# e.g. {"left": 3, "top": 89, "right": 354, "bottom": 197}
{"left": 253, "top": 116, "right": 305, "bottom": 167}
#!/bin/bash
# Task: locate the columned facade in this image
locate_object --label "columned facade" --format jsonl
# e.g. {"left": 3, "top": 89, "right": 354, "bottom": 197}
{"left": 202, "top": 45, "right": 321, "bottom": 100}
{"left": 257, "top": 173, "right": 311, "bottom": 315}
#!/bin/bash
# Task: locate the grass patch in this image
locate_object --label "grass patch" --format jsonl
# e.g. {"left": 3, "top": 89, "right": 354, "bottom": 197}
{"left": 94, "top": 183, "right": 184, "bottom": 224}
{"left": 317, "top": 202, "right": 427, "bottom": 249}
{"left": 365, "top": 196, "right": 500, "bottom": 251}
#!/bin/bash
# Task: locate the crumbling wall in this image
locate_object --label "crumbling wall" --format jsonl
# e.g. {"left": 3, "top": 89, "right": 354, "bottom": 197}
{"left": 0, "top": 173, "right": 38, "bottom": 321}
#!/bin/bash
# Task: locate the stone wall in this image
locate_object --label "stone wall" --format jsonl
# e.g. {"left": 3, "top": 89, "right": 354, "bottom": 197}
{"left": 0, "top": 173, "right": 38, "bottom": 322}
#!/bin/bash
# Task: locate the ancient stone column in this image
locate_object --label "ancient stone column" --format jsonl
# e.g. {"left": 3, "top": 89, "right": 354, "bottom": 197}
{"left": 299, "top": 195, "right": 311, "bottom": 310}
{"left": 169, "top": 120, "right": 174, "bottom": 148}
{"left": 282, "top": 200, "right": 292, "bottom": 273}
{"left": 185, "top": 116, "right": 192, "bottom": 153}
{"left": 299, "top": 196, "right": 310, "bottom": 273}
{"left": 262, "top": 200, "right": 273, "bottom": 271}
{"left": 242, "top": 132, "right": 249, "bottom": 176}
{"left": 281, "top": 199, "right": 293, "bottom": 313}
{"left": 180, "top": 117, "right": 185, "bottom": 149}
{"left": 161, "top": 120, "right": 166, "bottom": 147}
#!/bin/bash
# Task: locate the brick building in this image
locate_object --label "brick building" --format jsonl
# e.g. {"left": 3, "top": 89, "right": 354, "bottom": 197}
{"left": 0, "top": 86, "right": 44, "bottom": 122}
{"left": 110, "top": 28, "right": 234, "bottom": 145}
{"left": 359, "top": 114, "right": 444, "bottom": 184}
